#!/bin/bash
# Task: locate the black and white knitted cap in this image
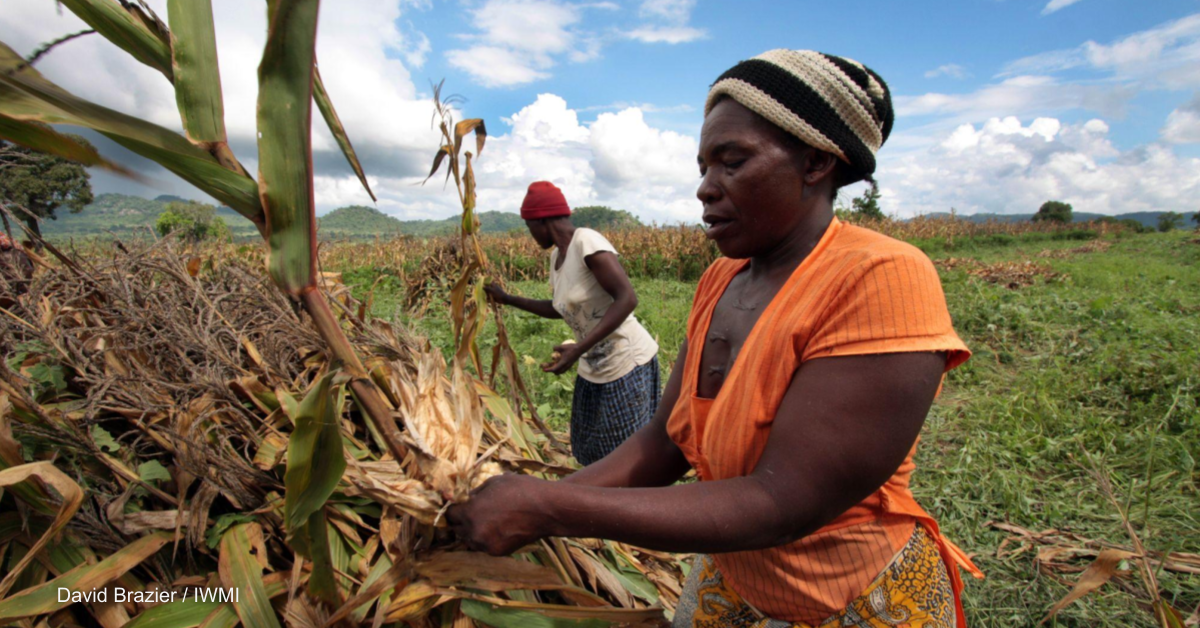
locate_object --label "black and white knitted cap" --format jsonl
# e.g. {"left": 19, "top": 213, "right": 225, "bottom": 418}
{"left": 705, "top": 49, "right": 894, "bottom": 181}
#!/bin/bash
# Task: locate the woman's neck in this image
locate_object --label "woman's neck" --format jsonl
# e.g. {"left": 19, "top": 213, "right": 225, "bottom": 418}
{"left": 747, "top": 204, "right": 833, "bottom": 282}
{"left": 551, "top": 220, "right": 576, "bottom": 252}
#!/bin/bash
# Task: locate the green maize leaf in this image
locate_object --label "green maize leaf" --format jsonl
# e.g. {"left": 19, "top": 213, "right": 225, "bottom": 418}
{"left": 218, "top": 524, "right": 282, "bottom": 628}
{"left": 0, "top": 41, "right": 263, "bottom": 222}
{"left": 198, "top": 603, "right": 241, "bottom": 628}
{"left": 305, "top": 509, "right": 340, "bottom": 606}
{"left": 256, "top": 0, "right": 321, "bottom": 294}
{"left": 459, "top": 600, "right": 611, "bottom": 628}
{"left": 0, "top": 114, "right": 134, "bottom": 175}
{"left": 195, "top": 578, "right": 288, "bottom": 628}
{"left": 167, "top": 0, "right": 226, "bottom": 143}
{"left": 123, "top": 598, "right": 223, "bottom": 628}
{"left": 313, "top": 66, "right": 375, "bottom": 201}
{"left": 0, "top": 532, "right": 169, "bottom": 621}
{"left": 349, "top": 552, "right": 394, "bottom": 623}
{"left": 283, "top": 373, "right": 345, "bottom": 606}
{"left": 283, "top": 372, "right": 345, "bottom": 540}
{"left": 206, "top": 513, "right": 257, "bottom": 550}
{"left": 606, "top": 559, "right": 657, "bottom": 604}
{"left": 4, "top": 545, "right": 49, "bottom": 600}
{"left": 58, "top": 0, "right": 173, "bottom": 81}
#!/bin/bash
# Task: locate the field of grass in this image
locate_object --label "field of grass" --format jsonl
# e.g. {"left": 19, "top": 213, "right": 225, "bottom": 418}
{"left": 346, "top": 228, "right": 1200, "bottom": 627}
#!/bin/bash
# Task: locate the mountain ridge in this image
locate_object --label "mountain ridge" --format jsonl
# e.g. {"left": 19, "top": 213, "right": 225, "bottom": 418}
{"left": 39, "top": 193, "right": 1183, "bottom": 238}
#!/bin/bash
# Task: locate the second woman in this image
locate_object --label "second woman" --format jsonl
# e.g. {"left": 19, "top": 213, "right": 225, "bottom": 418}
{"left": 485, "top": 181, "right": 660, "bottom": 465}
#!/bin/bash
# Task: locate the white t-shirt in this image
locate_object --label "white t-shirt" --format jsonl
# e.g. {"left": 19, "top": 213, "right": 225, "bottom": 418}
{"left": 550, "top": 228, "right": 659, "bottom": 384}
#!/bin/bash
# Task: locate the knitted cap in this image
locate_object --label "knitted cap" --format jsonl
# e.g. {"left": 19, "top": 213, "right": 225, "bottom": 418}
{"left": 519, "top": 181, "right": 571, "bottom": 220}
{"left": 705, "top": 49, "right": 894, "bottom": 182}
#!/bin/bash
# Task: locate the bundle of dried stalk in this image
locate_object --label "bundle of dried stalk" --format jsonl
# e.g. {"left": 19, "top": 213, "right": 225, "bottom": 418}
{"left": 0, "top": 239, "right": 682, "bottom": 628}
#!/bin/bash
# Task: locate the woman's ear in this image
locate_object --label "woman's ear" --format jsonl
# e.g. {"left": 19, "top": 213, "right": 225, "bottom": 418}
{"left": 803, "top": 149, "right": 840, "bottom": 188}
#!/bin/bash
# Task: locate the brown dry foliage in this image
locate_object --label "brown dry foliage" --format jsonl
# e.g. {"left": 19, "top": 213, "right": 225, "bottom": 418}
{"left": 0, "top": 239, "right": 683, "bottom": 626}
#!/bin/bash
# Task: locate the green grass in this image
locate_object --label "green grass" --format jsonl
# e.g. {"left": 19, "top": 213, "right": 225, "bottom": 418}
{"left": 349, "top": 230, "right": 1199, "bottom": 627}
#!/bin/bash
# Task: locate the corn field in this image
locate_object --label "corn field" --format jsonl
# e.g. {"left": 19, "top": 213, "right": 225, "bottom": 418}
{"left": 323, "top": 216, "right": 1120, "bottom": 299}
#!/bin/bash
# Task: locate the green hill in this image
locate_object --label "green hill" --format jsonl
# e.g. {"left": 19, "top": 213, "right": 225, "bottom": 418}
{"left": 317, "top": 207, "right": 527, "bottom": 238}
{"left": 40, "top": 194, "right": 644, "bottom": 240}
{"left": 38, "top": 193, "right": 258, "bottom": 239}
{"left": 318, "top": 205, "right": 407, "bottom": 237}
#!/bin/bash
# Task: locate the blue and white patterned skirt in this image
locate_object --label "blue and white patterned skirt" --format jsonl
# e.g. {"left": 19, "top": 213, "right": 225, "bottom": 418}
{"left": 570, "top": 356, "right": 661, "bottom": 466}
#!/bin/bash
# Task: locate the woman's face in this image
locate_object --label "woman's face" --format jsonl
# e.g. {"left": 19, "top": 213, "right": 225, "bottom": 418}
{"left": 525, "top": 219, "right": 554, "bottom": 249}
{"left": 696, "top": 99, "right": 813, "bottom": 259}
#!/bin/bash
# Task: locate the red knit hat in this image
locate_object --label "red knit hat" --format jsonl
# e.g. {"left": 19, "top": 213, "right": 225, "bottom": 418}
{"left": 519, "top": 181, "right": 571, "bottom": 220}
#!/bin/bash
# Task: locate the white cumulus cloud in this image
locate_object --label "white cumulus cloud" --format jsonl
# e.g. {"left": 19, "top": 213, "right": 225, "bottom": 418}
{"left": 924, "top": 64, "right": 970, "bottom": 80}
{"left": 476, "top": 95, "right": 700, "bottom": 223}
{"left": 896, "top": 75, "right": 1134, "bottom": 122}
{"left": 624, "top": 0, "right": 706, "bottom": 44}
{"left": 880, "top": 116, "right": 1200, "bottom": 217}
{"left": 446, "top": 0, "right": 594, "bottom": 88}
{"left": 1001, "top": 13, "right": 1200, "bottom": 90}
{"left": 1042, "top": 0, "right": 1087, "bottom": 15}
{"left": 1161, "top": 93, "right": 1200, "bottom": 143}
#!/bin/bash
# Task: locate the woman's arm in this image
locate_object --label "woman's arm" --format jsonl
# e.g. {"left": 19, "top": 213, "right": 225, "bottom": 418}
{"left": 542, "top": 251, "right": 638, "bottom": 374}
{"left": 447, "top": 351, "right": 945, "bottom": 556}
{"left": 485, "top": 283, "right": 561, "bottom": 319}
{"left": 562, "top": 339, "right": 692, "bottom": 488}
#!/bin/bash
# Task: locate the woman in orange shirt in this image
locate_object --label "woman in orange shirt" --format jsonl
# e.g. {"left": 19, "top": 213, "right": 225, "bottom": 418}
{"left": 449, "top": 50, "right": 982, "bottom": 627}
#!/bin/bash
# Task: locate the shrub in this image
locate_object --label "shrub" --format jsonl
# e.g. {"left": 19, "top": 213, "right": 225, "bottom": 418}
{"left": 155, "top": 201, "right": 231, "bottom": 242}
{"left": 1033, "top": 200, "right": 1073, "bottom": 223}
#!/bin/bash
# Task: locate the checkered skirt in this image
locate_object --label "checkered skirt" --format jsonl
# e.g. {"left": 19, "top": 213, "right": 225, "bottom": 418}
{"left": 570, "top": 356, "right": 661, "bottom": 466}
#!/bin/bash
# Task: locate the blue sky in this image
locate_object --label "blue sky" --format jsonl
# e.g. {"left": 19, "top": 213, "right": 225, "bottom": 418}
{"left": 5, "top": 0, "right": 1200, "bottom": 221}
{"left": 415, "top": 0, "right": 1198, "bottom": 147}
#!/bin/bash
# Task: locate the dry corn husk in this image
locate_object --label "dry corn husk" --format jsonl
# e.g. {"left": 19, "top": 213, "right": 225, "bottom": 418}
{"left": 0, "top": 240, "right": 683, "bottom": 628}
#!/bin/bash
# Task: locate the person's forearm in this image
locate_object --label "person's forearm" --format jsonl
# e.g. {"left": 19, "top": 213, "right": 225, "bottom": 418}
{"left": 502, "top": 294, "right": 561, "bottom": 319}
{"left": 542, "top": 476, "right": 811, "bottom": 554}
{"left": 572, "top": 295, "right": 634, "bottom": 354}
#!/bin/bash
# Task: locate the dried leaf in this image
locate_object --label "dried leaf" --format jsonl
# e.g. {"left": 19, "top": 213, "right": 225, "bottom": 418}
{"left": 453, "top": 119, "right": 486, "bottom": 157}
{"left": 416, "top": 552, "right": 564, "bottom": 592}
{"left": 423, "top": 145, "right": 451, "bottom": 183}
{"left": 1040, "top": 548, "right": 1135, "bottom": 624}
{"left": 0, "top": 462, "right": 85, "bottom": 598}
{"left": 0, "top": 532, "right": 170, "bottom": 621}
{"left": 218, "top": 524, "right": 282, "bottom": 628}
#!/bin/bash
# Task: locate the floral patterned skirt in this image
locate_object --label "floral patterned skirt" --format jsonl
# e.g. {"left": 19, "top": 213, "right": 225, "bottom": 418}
{"left": 673, "top": 525, "right": 955, "bottom": 628}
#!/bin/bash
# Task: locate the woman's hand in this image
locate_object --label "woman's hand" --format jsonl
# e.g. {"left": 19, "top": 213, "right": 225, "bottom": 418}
{"left": 542, "top": 342, "right": 583, "bottom": 375}
{"left": 446, "top": 475, "right": 553, "bottom": 556}
{"left": 483, "top": 282, "right": 508, "bottom": 305}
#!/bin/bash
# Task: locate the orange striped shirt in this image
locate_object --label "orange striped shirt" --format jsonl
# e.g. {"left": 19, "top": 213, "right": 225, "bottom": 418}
{"left": 666, "top": 217, "right": 981, "bottom": 625}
